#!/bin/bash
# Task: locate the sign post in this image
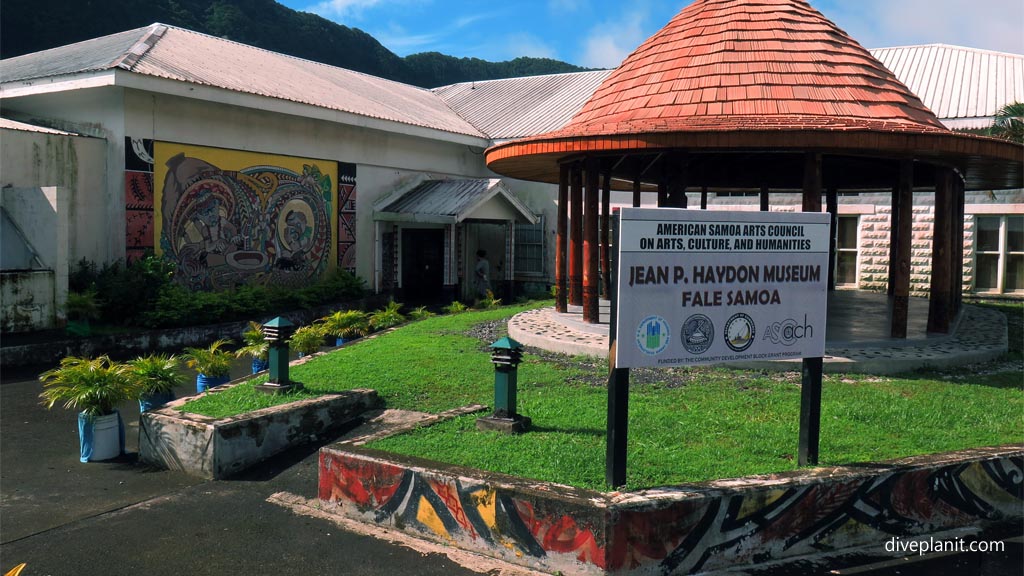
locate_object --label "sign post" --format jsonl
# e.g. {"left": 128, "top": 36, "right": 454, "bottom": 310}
{"left": 606, "top": 214, "right": 629, "bottom": 488}
{"left": 608, "top": 208, "right": 830, "bottom": 486}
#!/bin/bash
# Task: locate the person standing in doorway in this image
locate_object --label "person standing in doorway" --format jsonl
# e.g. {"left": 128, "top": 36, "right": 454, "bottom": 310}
{"left": 475, "top": 249, "right": 491, "bottom": 298}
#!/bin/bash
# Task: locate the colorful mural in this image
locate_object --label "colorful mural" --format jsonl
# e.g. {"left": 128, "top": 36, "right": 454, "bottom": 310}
{"left": 319, "top": 448, "right": 1023, "bottom": 575}
{"left": 152, "top": 143, "right": 339, "bottom": 290}
{"left": 125, "top": 137, "right": 156, "bottom": 262}
{"left": 337, "top": 163, "right": 357, "bottom": 273}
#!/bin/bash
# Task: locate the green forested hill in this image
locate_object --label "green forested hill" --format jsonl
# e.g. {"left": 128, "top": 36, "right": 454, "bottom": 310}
{"left": 0, "top": 0, "right": 589, "bottom": 88}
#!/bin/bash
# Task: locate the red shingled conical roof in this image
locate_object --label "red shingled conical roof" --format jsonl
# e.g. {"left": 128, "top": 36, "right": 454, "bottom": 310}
{"left": 561, "top": 0, "right": 947, "bottom": 137}
{"left": 486, "top": 0, "right": 1023, "bottom": 190}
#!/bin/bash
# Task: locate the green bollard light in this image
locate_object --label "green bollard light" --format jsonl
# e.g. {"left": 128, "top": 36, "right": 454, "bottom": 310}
{"left": 476, "top": 336, "right": 530, "bottom": 434}
{"left": 257, "top": 316, "right": 296, "bottom": 395}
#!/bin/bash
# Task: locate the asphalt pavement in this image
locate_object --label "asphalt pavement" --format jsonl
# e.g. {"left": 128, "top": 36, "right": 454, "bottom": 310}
{"left": 0, "top": 361, "right": 494, "bottom": 576}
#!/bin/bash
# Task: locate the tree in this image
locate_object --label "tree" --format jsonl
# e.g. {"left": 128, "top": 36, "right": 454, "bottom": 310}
{"left": 990, "top": 102, "right": 1024, "bottom": 144}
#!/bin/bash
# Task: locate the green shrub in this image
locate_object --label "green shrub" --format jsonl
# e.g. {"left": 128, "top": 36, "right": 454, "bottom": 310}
{"left": 369, "top": 300, "right": 406, "bottom": 331}
{"left": 289, "top": 324, "right": 325, "bottom": 356}
{"left": 125, "top": 354, "right": 185, "bottom": 396}
{"left": 235, "top": 321, "right": 269, "bottom": 361}
{"left": 443, "top": 301, "right": 468, "bottom": 314}
{"left": 317, "top": 310, "right": 370, "bottom": 340}
{"left": 182, "top": 339, "right": 234, "bottom": 378}
{"left": 409, "top": 306, "right": 435, "bottom": 320}
{"left": 39, "top": 356, "right": 135, "bottom": 417}
{"left": 476, "top": 290, "right": 502, "bottom": 309}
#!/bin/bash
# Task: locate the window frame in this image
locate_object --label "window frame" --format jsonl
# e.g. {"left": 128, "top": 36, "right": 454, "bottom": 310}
{"left": 974, "top": 215, "right": 1024, "bottom": 294}
{"left": 835, "top": 215, "right": 860, "bottom": 287}
{"left": 513, "top": 215, "right": 546, "bottom": 277}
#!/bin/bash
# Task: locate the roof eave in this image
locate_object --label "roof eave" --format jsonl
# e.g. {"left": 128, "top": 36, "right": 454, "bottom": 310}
{"left": 0, "top": 70, "right": 118, "bottom": 98}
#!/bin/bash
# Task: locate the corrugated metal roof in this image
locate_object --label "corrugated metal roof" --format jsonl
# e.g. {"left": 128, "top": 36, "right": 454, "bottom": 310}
{"left": 376, "top": 178, "right": 536, "bottom": 223}
{"left": 1, "top": 24, "right": 485, "bottom": 140}
{"left": 433, "top": 70, "right": 612, "bottom": 139}
{"left": 871, "top": 44, "right": 1024, "bottom": 127}
{"left": 0, "top": 26, "right": 149, "bottom": 83}
{"left": 0, "top": 118, "right": 82, "bottom": 135}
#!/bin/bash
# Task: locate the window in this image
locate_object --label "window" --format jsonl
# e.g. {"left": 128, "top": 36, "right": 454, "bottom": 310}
{"left": 975, "top": 215, "right": 1024, "bottom": 294}
{"left": 835, "top": 215, "right": 859, "bottom": 286}
{"left": 514, "top": 217, "right": 545, "bottom": 275}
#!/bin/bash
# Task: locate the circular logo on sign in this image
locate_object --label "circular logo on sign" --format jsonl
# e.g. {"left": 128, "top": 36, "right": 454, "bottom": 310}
{"left": 724, "top": 313, "right": 755, "bottom": 352}
{"left": 682, "top": 314, "right": 714, "bottom": 354}
{"left": 636, "top": 316, "right": 670, "bottom": 356}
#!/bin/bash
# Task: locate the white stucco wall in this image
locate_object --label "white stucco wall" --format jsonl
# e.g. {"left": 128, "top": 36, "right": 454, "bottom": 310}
{"left": 0, "top": 129, "right": 108, "bottom": 265}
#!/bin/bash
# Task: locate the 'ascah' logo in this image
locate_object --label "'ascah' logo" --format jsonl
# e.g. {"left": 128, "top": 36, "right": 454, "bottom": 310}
{"left": 724, "top": 313, "right": 755, "bottom": 352}
{"left": 636, "top": 316, "right": 670, "bottom": 356}
{"left": 763, "top": 315, "right": 813, "bottom": 346}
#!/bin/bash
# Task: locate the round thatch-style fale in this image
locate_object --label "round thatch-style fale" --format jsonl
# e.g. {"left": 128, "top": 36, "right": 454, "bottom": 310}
{"left": 486, "top": 0, "right": 1023, "bottom": 336}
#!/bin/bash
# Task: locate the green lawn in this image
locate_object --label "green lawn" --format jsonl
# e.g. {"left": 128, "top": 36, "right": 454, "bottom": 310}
{"left": 182, "top": 301, "right": 1023, "bottom": 491}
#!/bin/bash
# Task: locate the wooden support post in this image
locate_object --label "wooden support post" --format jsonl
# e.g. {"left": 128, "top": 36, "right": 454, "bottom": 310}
{"left": 827, "top": 187, "right": 838, "bottom": 291}
{"left": 556, "top": 164, "right": 569, "bottom": 313}
{"left": 606, "top": 214, "right": 629, "bottom": 489}
{"left": 888, "top": 184, "right": 899, "bottom": 296}
{"left": 632, "top": 174, "right": 642, "bottom": 208}
{"left": 583, "top": 158, "right": 600, "bottom": 324}
{"left": 569, "top": 164, "right": 583, "bottom": 307}
{"left": 928, "top": 168, "right": 954, "bottom": 333}
{"left": 665, "top": 153, "right": 688, "bottom": 208}
{"left": 760, "top": 183, "right": 770, "bottom": 212}
{"left": 953, "top": 176, "right": 966, "bottom": 315}
{"left": 802, "top": 153, "right": 822, "bottom": 213}
{"left": 891, "top": 160, "right": 913, "bottom": 339}
{"left": 601, "top": 171, "right": 611, "bottom": 299}
{"left": 798, "top": 357, "right": 823, "bottom": 466}
{"left": 657, "top": 180, "right": 667, "bottom": 207}
{"left": 700, "top": 186, "right": 708, "bottom": 210}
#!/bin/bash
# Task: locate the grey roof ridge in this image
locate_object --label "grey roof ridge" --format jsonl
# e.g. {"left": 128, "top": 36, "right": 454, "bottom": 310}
{"left": 146, "top": 22, "right": 438, "bottom": 94}
{"left": 110, "top": 23, "right": 168, "bottom": 70}
{"left": 870, "top": 43, "right": 1024, "bottom": 58}
{"left": 431, "top": 68, "right": 612, "bottom": 93}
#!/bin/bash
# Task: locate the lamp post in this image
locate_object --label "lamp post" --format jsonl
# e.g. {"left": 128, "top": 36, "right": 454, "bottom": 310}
{"left": 476, "top": 336, "right": 531, "bottom": 434}
{"left": 256, "top": 316, "right": 297, "bottom": 395}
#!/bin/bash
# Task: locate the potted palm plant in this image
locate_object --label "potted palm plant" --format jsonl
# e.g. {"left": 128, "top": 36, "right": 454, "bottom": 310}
{"left": 316, "top": 310, "right": 369, "bottom": 346}
{"left": 126, "top": 353, "right": 185, "bottom": 411}
{"left": 289, "top": 324, "right": 325, "bottom": 357}
{"left": 369, "top": 300, "right": 406, "bottom": 331}
{"left": 39, "top": 355, "right": 133, "bottom": 462}
{"left": 235, "top": 321, "right": 270, "bottom": 373}
{"left": 182, "top": 338, "right": 234, "bottom": 393}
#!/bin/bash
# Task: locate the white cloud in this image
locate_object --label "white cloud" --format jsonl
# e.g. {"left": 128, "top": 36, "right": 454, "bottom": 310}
{"left": 548, "top": 0, "right": 584, "bottom": 13}
{"left": 579, "top": 10, "right": 649, "bottom": 68}
{"left": 815, "top": 0, "right": 1024, "bottom": 54}
{"left": 304, "top": 0, "right": 383, "bottom": 20}
{"left": 504, "top": 33, "right": 557, "bottom": 59}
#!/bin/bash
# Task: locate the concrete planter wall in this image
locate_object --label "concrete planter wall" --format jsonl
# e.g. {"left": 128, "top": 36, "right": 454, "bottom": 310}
{"left": 319, "top": 445, "right": 1023, "bottom": 575}
{"left": 142, "top": 388, "right": 380, "bottom": 479}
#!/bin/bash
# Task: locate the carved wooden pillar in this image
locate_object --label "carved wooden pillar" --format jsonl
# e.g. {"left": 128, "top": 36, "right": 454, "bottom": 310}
{"left": 556, "top": 163, "right": 569, "bottom": 313}
{"left": 891, "top": 160, "right": 913, "bottom": 338}
{"left": 928, "top": 167, "right": 953, "bottom": 333}
{"left": 569, "top": 163, "right": 583, "bottom": 306}
{"left": 888, "top": 183, "right": 899, "bottom": 296}
{"left": 583, "top": 157, "right": 600, "bottom": 323}
{"left": 802, "top": 153, "right": 822, "bottom": 213}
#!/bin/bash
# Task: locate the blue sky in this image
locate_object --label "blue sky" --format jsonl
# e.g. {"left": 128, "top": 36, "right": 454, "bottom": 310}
{"left": 277, "top": 0, "right": 1024, "bottom": 67}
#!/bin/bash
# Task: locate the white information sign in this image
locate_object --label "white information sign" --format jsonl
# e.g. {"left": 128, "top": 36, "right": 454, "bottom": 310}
{"left": 615, "top": 208, "right": 830, "bottom": 369}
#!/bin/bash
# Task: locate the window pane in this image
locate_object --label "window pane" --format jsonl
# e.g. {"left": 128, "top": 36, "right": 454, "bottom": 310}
{"left": 1006, "top": 254, "right": 1024, "bottom": 292}
{"left": 837, "top": 217, "right": 858, "bottom": 249}
{"left": 975, "top": 254, "right": 1000, "bottom": 290}
{"left": 975, "top": 217, "right": 1001, "bottom": 252}
{"left": 836, "top": 252, "right": 857, "bottom": 285}
{"left": 1007, "top": 216, "right": 1024, "bottom": 253}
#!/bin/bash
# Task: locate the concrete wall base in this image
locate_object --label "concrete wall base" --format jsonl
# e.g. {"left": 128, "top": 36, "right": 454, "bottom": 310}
{"left": 318, "top": 445, "right": 1023, "bottom": 575}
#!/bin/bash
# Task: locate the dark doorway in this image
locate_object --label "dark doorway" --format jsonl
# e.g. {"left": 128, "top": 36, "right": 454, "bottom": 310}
{"left": 401, "top": 228, "right": 445, "bottom": 304}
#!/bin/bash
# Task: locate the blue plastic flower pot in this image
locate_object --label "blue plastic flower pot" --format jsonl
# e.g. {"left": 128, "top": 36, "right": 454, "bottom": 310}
{"left": 335, "top": 337, "right": 347, "bottom": 347}
{"left": 251, "top": 358, "right": 269, "bottom": 374}
{"left": 139, "top": 390, "right": 176, "bottom": 412}
{"left": 78, "top": 410, "right": 125, "bottom": 463}
{"left": 196, "top": 373, "right": 230, "bottom": 393}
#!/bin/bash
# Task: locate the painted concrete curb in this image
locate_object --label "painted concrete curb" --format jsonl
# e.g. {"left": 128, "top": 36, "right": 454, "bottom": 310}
{"left": 318, "top": 444, "right": 1023, "bottom": 575}
{"left": 141, "top": 388, "right": 381, "bottom": 479}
